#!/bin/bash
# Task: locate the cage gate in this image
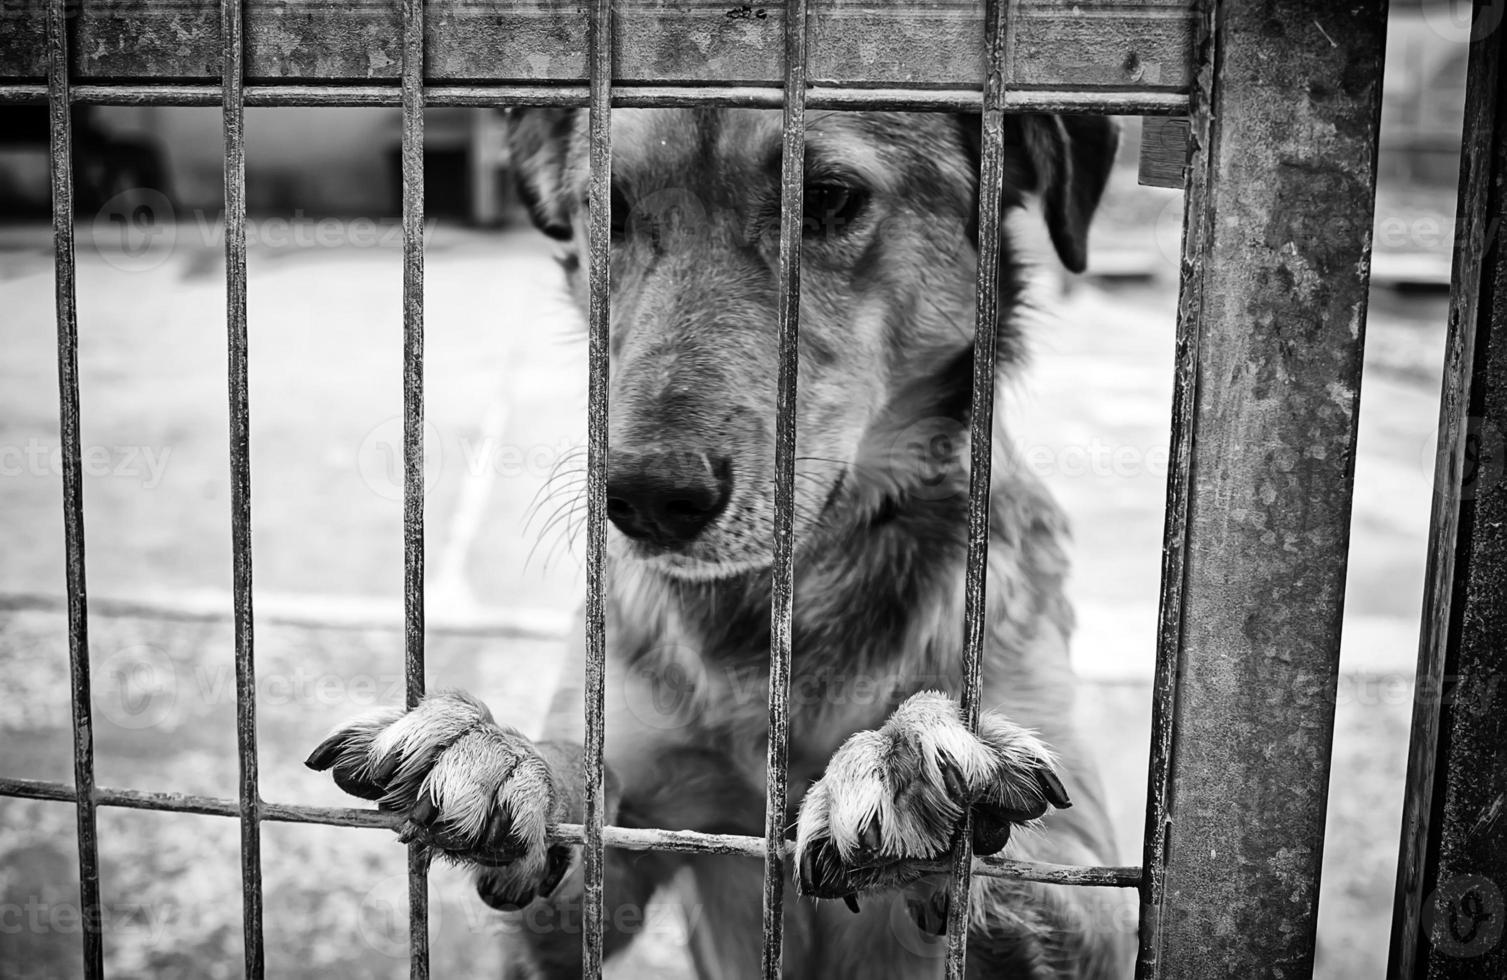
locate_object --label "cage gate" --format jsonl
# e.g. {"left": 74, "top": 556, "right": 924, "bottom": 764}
{"left": 1, "top": 1, "right": 1504, "bottom": 979}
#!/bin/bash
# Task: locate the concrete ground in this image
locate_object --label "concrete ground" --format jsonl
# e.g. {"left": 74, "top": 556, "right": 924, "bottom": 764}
{"left": 0, "top": 186, "right": 1446, "bottom": 978}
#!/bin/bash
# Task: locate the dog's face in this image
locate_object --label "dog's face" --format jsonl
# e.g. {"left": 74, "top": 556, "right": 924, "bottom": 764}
{"left": 511, "top": 109, "right": 1115, "bottom": 580}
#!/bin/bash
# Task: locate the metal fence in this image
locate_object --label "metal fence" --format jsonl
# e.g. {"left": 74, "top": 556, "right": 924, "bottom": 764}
{"left": 1, "top": 1, "right": 1503, "bottom": 979}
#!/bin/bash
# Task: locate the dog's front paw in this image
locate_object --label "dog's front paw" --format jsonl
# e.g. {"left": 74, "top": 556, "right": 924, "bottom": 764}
{"left": 306, "top": 690, "right": 568, "bottom": 906}
{"left": 794, "top": 691, "right": 1070, "bottom": 902}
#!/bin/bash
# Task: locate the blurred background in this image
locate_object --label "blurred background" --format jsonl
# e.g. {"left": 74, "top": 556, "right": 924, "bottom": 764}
{"left": 0, "top": 6, "right": 1476, "bottom": 979}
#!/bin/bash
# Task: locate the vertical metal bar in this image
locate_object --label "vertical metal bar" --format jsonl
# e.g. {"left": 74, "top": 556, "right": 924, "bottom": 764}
{"left": 760, "top": 0, "right": 806, "bottom": 975}
{"left": 399, "top": 0, "right": 429, "bottom": 973}
{"left": 46, "top": 2, "right": 103, "bottom": 976}
{"left": 220, "top": 0, "right": 262, "bottom": 975}
{"left": 1137, "top": 3, "right": 1388, "bottom": 977}
{"left": 583, "top": 0, "right": 613, "bottom": 974}
{"left": 941, "top": 0, "right": 1013, "bottom": 975}
{"left": 1135, "top": 1, "right": 1213, "bottom": 975}
{"left": 1389, "top": 9, "right": 1507, "bottom": 977}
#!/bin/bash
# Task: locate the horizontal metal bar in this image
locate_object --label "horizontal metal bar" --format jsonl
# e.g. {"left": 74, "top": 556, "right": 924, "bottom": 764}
{"left": 0, "top": 82, "right": 1188, "bottom": 113}
{"left": 0, "top": 777, "right": 1140, "bottom": 887}
{"left": 0, "top": 776, "right": 395, "bottom": 828}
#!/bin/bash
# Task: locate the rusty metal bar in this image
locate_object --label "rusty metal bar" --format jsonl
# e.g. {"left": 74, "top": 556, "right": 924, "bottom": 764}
{"left": 1136, "top": 1, "right": 1212, "bottom": 975}
{"left": 1388, "top": 8, "right": 1507, "bottom": 977}
{"left": 0, "top": 776, "right": 1141, "bottom": 885}
{"left": 760, "top": 0, "right": 807, "bottom": 975}
{"left": 45, "top": 1, "right": 103, "bottom": 975}
{"left": 220, "top": 0, "right": 263, "bottom": 975}
{"left": 399, "top": 0, "right": 429, "bottom": 972}
{"left": 582, "top": 0, "right": 614, "bottom": 975}
{"left": 941, "top": 0, "right": 1015, "bottom": 975}
{"left": 0, "top": 82, "right": 1190, "bottom": 114}
{"left": 1136, "top": 2, "right": 1388, "bottom": 977}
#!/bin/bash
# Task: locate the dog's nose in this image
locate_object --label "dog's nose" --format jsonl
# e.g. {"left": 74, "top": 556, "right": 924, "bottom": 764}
{"left": 606, "top": 451, "right": 732, "bottom": 546}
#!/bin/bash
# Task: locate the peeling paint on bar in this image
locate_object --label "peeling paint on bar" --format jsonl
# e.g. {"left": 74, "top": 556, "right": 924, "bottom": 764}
{"left": 941, "top": 0, "right": 1015, "bottom": 976}
{"left": 1135, "top": 1, "right": 1212, "bottom": 975}
{"left": 761, "top": 0, "right": 806, "bottom": 974}
{"left": 46, "top": 1, "right": 103, "bottom": 975}
{"left": 0, "top": 81, "right": 1188, "bottom": 113}
{"left": 219, "top": 0, "right": 264, "bottom": 976}
{"left": 582, "top": 0, "right": 614, "bottom": 975}
{"left": 1389, "top": 13, "right": 1507, "bottom": 979}
{"left": 0, "top": 1, "right": 1193, "bottom": 92}
{"left": 1137, "top": 3, "right": 1387, "bottom": 978}
{"left": 399, "top": 0, "right": 429, "bottom": 974}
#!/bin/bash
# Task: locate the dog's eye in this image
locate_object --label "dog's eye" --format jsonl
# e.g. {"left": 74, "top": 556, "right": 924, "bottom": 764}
{"left": 803, "top": 183, "right": 868, "bottom": 240}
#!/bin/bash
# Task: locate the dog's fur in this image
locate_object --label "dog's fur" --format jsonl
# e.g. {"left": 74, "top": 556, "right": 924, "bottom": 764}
{"left": 309, "top": 108, "right": 1133, "bottom": 978}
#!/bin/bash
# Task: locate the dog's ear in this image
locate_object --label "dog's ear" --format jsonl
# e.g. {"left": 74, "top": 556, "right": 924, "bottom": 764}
{"left": 507, "top": 108, "right": 576, "bottom": 241}
{"left": 958, "top": 114, "right": 1119, "bottom": 273}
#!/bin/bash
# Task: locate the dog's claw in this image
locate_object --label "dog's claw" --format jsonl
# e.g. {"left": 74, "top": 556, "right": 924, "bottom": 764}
{"left": 409, "top": 790, "right": 440, "bottom": 827}
{"left": 1037, "top": 767, "right": 1072, "bottom": 809}
{"left": 333, "top": 765, "right": 385, "bottom": 802}
{"left": 535, "top": 845, "right": 573, "bottom": 899}
{"left": 970, "top": 806, "right": 1014, "bottom": 856}
{"left": 485, "top": 805, "right": 514, "bottom": 846}
{"left": 853, "top": 815, "right": 885, "bottom": 866}
{"left": 842, "top": 894, "right": 861, "bottom": 914}
{"left": 369, "top": 748, "right": 405, "bottom": 786}
{"left": 304, "top": 735, "right": 344, "bottom": 772}
{"left": 939, "top": 759, "right": 969, "bottom": 802}
{"left": 796, "top": 835, "right": 849, "bottom": 899}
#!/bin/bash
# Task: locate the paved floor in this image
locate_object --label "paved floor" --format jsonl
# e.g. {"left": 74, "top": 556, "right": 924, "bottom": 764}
{"left": 0, "top": 209, "right": 1447, "bottom": 977}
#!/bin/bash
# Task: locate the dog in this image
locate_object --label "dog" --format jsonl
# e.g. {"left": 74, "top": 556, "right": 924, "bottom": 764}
{"left": 308, "top": 108, "right": 1132, "bottom": 979}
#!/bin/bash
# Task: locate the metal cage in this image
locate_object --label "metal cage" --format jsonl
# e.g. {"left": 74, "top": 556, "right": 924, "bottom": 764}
{"left": 1, "top": 1, "right": 1504, "bottom": 978}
